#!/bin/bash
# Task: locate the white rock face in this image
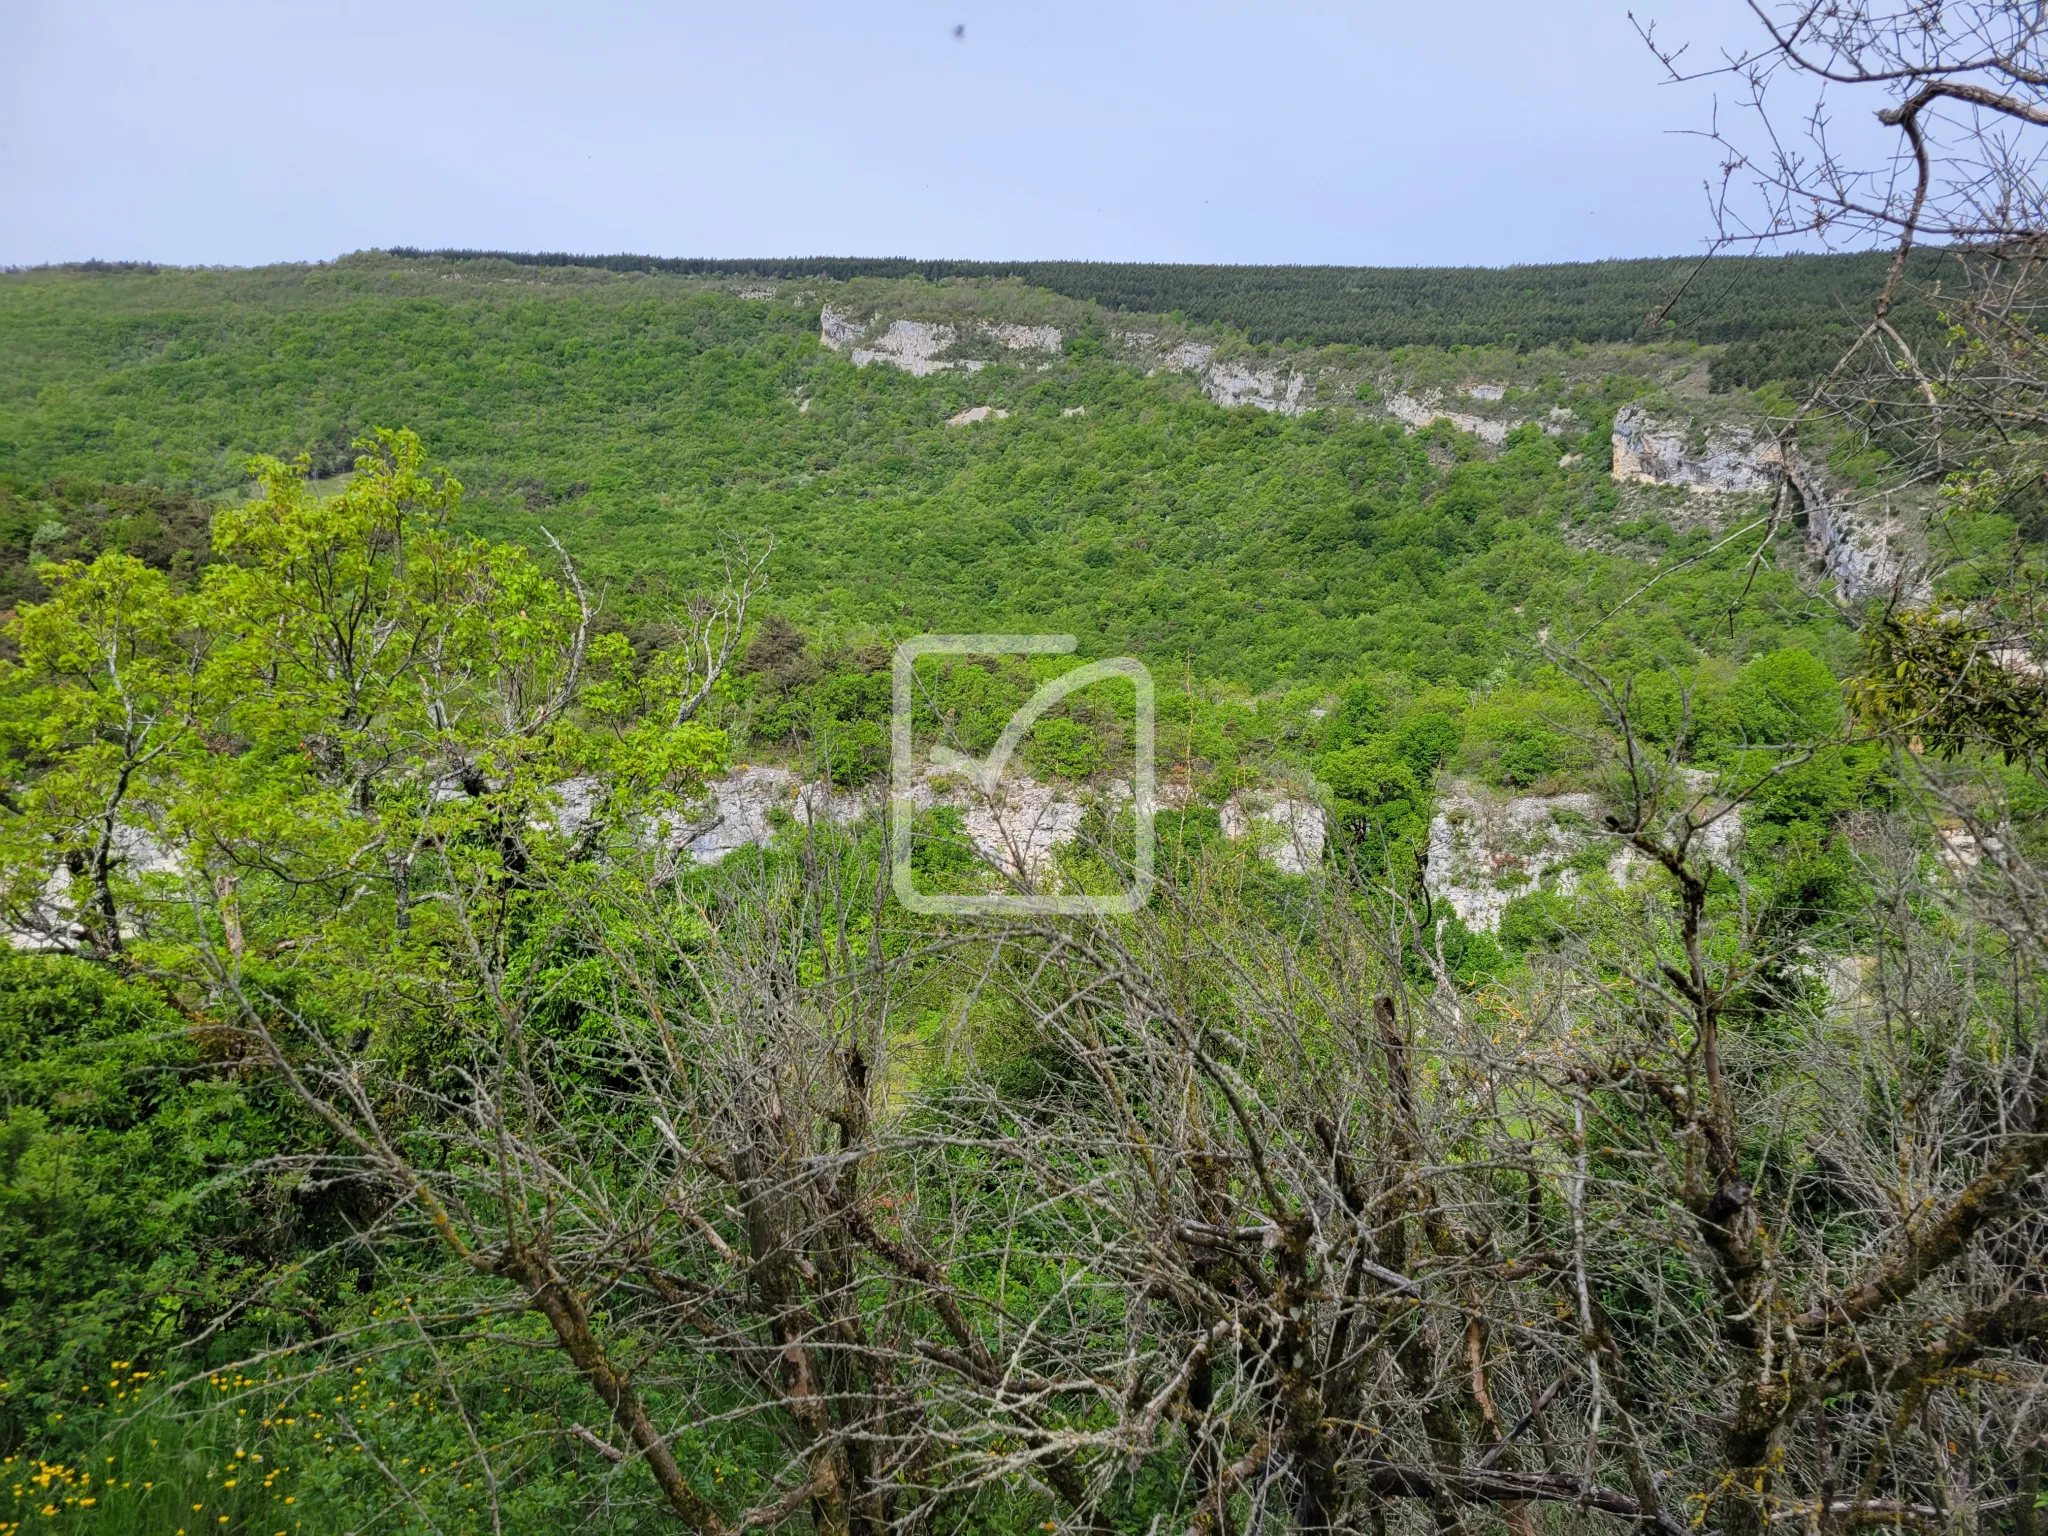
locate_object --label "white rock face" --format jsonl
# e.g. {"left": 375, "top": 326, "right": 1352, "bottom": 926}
{"left": 1816, "top": 952, "right": 1878, "bottom": 1020}
{"left": 8, "top": 822, "right": 184, "bottom": 949}
{"left": 1610, "top": 406, "right": 1919, "bottom": 601}
{"left": 679, "top": 763, "right": 1093, "bottom": 880}
{"left": 1782, "top": 453, "right": 1917, "bottom": 601}
{"left": 1204, "top": 364, "right": 1308, "bottom": 414}
{"left": 1425, "top": 775, "right": 1746, "bottom": 931}
{"left": 851, "top": 320, "right": 959, "bottom": 376}
{"left": 2, "top": 757, "right": 1326, "bottom": 949}
{"left": 1934, "top": 821, "right": 1995, "bottom": 875}
{"left": 684, "top": 766, "right": 807, "bottom": 863}
{"left": 887, "top": 767, "right": 1092, "bottom": 879}
{"left": 112, "top": 821, "right": 180, "bottom": 877}
{"left": 989, "top": 323, "right": 1062, "bottom": 352}
{"left": 1373, "top": 387, "right": 1570, "bottom": 444}
{"left": 1611, "top": 405, "right": 1783, "bottom": 493}
{"left": 1686, "top": 805, "right": 1745, "bottom": 870}
{"left": 952, "top": 776, "right": 1089, "bottom": 878}
{"left": 819, "top": 306, "right": 866, "bottom": 350}
{"left": 537, "top": 768, "right": 810, "bottom": 865}
{"left": 1220, "top": 791, "right": 1327, "bottom": 874}
{"left": 1387, "top": 392, "right": 1512, "bottom": 445}
{"left": 819, "top": 311, "right": 1060, "bottom": 375}
{"left": 947, "top": 405, "right": 1010, "bottom": 426}
{"left": 1426, "top": 781, "right": 1605, "bottom": 932}
{"left": 674, "top": 761, "right": 1333, "bottom": 882}
{"left": 819, "top": 306, "right": 1597, "bottom": 448}
{"left": 9, "top": 869, "right": 81, "bottom": 950}
{"left": 549, "top": 776, "right": 603, "bottom": 838}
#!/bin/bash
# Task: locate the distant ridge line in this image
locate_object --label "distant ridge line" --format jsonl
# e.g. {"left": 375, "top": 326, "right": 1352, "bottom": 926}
{"left": 384, "top": 246, "right": 1884, "bottom": 279}
{"left": 381, "top": 246, "right": 1942, "bottom": 381}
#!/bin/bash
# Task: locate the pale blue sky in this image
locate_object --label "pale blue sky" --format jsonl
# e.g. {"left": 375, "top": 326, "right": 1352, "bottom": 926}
{"left": 3, "top": 1, "right": 1797, "bottom": 268}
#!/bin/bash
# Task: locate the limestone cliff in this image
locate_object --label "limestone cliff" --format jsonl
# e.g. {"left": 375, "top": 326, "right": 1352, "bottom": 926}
{"left": 1611, "top": 404, "right": 1783, "bottom": 493}
{"left": 819, "top": 307, "right": 1063, "bottom": 374}
{"left": 1782, "top": 452, "right": 1918, "bottom": 601}
{"left": 1610, "top": 405, "right": 1919, "bottom": 600}
{"left": 1424, "top": 777, "right": 1741, "bottom": 933}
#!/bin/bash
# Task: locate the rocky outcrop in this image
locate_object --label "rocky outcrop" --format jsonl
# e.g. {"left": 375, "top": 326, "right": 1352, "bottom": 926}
{"left": 7, "top": 823, "right": 182, "bottom": 950}
{"left": 1154, "top": 342, "right": 1309, "bottom": 414}
{"left": 1426, "top": 782, "right": 1607, "bottom": 931}
{"left": 680, "top": 766, "right": 807, "bottom": 863}
{"left": 1783, "top": 452, "right": 1916, "bottom": 601}
{"left": 1425, "top": 777, "right": 1740, "bottom": 932}
{"left": 1387, "top": 392, "right": 1513, "bottom": 445}
{"left": 10, "top": 761, "right": 1764, "bottom": 949}
{"left": 819, "top": 309, "right": 1061, "bottom": 375}
{"left": 849, "top": 319, "right": 958, "bottom": 376}
{"left": 677, "top": 763, "right": 1327, "bottom": 879}
{"left": 819, "top": 307, "right": 866, "bottom": 350}
{"left": 988, "top": 323, "right": 1062, "bottom": 352}
{"left": 946, "top": 405, "right": 1010, "bottom": 426}
{"left": 1204, "top": 364, "right": 1309, "bottom": 414}
{"left": 1611, "top": 404, "right": 1920, "bottom": 600}
{"left": 0, "top": 755, "right": 1327, "bottom": 948}
{"left": 905, "top": 772, "right": 1089, "bottom": 878}
{"left": 1611, "top": 405, "right": 1784, "bottom": 493}
{"left": 670, "top": 762, "right": 1092, "bottom": 879}
{"left": 1220, "top": 791, "right": 1326, "bottom": 874}
{"left": 821, "top": 303, "right": 1593, "bottom": 443}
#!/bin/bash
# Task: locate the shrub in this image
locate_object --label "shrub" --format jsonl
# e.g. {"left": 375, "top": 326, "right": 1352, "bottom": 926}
{"left": 0, "top": 956, "right": 287, "bottom": 1453}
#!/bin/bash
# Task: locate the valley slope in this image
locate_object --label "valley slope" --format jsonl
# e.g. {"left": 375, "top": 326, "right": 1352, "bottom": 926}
{"left": 0, "top": 252, "right": 1862, "bottom": 687}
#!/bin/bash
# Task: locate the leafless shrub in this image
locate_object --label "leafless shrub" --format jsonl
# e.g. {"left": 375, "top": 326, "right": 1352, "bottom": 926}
{"left": 191, "top": 712, "right": 2047, "bottom": 1533}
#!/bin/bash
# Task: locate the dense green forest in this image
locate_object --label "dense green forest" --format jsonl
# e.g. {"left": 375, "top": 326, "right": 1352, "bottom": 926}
{"left": 387, "top": 246, "right": 1950, "bottom": 387}
{"left": 0, "top": 250, "right": 2043, "bottom": 1536}
{"left": 0, "top": 255, "right": 1850, "bottom": 688}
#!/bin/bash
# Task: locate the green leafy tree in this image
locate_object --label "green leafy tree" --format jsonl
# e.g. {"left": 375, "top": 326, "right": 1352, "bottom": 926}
{"left": 0, "top": 556, "right": 216, "bottom": 952}
{"left": 0, "top": 953, "right": 293, "bottom": 1453}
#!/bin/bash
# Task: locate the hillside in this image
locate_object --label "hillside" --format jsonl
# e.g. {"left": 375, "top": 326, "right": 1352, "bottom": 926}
{"left": 0, "top": 251, "right": 1855, "bottom": 687}
{"left": 391, "top": 245, "right": 1953, "bottom": 389}
{"left": 3, "top": 244, "right": 2044, "bottom": 1536}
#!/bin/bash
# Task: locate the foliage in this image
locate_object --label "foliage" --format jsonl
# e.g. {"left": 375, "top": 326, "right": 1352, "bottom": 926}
{"left": 1854, "top": 592, "right": 2048, "bottom": 765}
{"left": 0, "top": 259, "right": 1857, "bottom": 689}
{"left": 2, "top": 240, "right": 2041, "bottom": 1535}
{"left": 387, "top": 246, "right": 1948, "bottom": 370}
{"left": 0, "top": 954, "right": 292, "bottom": 1455}
{"left": 0, "top": 479, "right": 217, "bottom": 611}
